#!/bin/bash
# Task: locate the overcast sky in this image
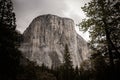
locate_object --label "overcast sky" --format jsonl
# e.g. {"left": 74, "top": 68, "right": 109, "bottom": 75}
{"left": 12, "top": 0, "right": 91, "bottom": 41}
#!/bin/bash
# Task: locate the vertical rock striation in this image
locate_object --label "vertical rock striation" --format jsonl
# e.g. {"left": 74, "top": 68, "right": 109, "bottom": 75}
{"left": 20, "top": 14, "right": 89, "bottom": 68}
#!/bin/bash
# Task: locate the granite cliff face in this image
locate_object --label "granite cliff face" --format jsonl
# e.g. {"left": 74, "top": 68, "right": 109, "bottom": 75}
{"left": 20, "top": 14, "right": 88, "bottom": 68}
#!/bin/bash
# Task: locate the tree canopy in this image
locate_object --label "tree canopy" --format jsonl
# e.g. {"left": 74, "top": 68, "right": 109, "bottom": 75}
{"left": 79, "top": 0, "right": 120, "bottom": 80}
{"left": 79, "top": 0, "right": 120, "bottom": 67}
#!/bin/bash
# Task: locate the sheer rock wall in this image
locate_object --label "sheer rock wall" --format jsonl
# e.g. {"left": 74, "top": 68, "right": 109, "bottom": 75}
{"left": 20, "top": 14, "right": 89, "bottom": 68}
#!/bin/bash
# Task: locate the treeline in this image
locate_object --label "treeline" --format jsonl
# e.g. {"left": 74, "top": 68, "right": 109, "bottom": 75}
{"left": 0, "top": 1, "right": 81, "bottom": 80}
{"left": 0, "top": 0, "right": 80, "bottom": 80}
{"left": 15, "top": 44, "right": 88, "bottom": 80}
{"left": 16, "top": 51, "right": 80, "bottom": 80}
{"left": 0, "top": 0, "right": 120, "bottom": 80}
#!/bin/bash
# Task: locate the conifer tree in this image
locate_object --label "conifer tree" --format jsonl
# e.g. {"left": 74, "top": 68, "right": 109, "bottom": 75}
{"left": 62, "top": 44, "right": 74, "bottom": 80}
{"left": 0, "top": 0, "right": 21, "bottom": 80}
{"left": 63, "top": 44, "right": 73, "bottom": 70}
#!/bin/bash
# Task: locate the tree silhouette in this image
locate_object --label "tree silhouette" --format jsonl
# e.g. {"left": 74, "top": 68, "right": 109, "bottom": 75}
{"left": 79, "top": 0, "right": 120, "bottom": 79}
{"left": 63, "top": 44, "right": 73, "bottom": 70}
{"left": 62, "top": 44, "right": 74, "bottom": 80}
{"left": 79, "top": 0, "right": 120, "bottom": 68}
{"left": 0, "top": 0, "right": 22, "bottom": 80}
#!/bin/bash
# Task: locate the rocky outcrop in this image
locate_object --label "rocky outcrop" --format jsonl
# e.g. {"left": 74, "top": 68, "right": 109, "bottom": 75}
{"left": 20, "top": 14, "right": 89, "bottom": 68}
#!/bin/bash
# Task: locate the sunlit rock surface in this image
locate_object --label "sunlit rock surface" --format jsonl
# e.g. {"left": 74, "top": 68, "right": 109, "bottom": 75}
{"left": 20, "top": 14, "right": 89, "bottom": 68}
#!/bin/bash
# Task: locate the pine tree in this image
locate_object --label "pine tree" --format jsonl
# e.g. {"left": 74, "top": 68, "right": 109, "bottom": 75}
{"left": 0, "top": 0, "right": 21, "bottom": 80}
{"left": 63, "top": 44, "right": 73, "bottom": 70}
{"left": 62, "top": 44, "right": 74, "bottom": 80}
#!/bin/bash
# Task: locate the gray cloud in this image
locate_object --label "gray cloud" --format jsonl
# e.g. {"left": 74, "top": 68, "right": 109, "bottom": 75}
{"left": 12, "top": 0, "right": 90, "bottom": 41}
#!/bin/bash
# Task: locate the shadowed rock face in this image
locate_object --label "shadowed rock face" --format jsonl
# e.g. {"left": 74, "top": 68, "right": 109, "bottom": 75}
{"left": 20, "top": 14, "right": 89, "bottom": 68}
